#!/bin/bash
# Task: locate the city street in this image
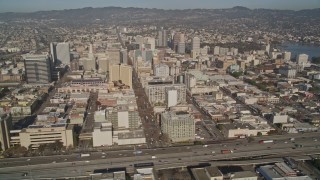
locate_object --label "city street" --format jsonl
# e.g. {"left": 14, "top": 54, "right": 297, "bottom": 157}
{"left": 186, "top": 93, "right": 225, "bottom": 140}
{"left": 117, "top": 27, "right": 165, "bottom": 148}
{"left": 131, "top": 69, "right": 164, "bottom": 148}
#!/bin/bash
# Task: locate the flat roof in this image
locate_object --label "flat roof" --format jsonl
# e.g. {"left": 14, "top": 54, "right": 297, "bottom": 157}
{"left": 232, "top": 171, "right": 257, "bottom": 178}
{"left": 258, "top": 165, "right": 282, "bottom": 178}
{"left": 192, "top": 168, "right": 210, "bottom": 180}
{"left": 206, "top": 166, "right": 223, "bottom": 177}
{"left": 223, "top": 122, "right": 255, "bottom": 130}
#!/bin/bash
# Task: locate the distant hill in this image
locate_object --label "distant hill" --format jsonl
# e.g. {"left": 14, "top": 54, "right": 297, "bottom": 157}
{"left": 0, "top": 6, "right": 319, "bottom": 23}
{"left": 0, "top": 6, "right": 319, "bottom": 36}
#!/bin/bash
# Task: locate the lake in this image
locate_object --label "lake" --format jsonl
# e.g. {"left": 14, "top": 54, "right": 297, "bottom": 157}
{"left": 276, "top": 42, "right": 320, "bottom": 59}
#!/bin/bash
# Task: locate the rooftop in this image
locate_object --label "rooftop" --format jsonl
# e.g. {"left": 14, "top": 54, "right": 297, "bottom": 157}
{"left": 232, "top": 171, "right": 257, "bottom": 178}
{"left": 192, "top": 168, "right": 210, "bottom": 180}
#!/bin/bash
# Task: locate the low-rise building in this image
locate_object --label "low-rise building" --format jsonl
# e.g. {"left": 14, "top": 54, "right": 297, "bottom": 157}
{"left": 192, "top": 166, "right": 223, "bottom": 180}
{"left": 231, "top": 171, "right": 258, "bottom": 180}
{"left": 258, "top": 162, "right": 312, "bottom": 180}
{"left": 92, "top": 122, "right": 113, "bottom": 147}
{"left": 17, "top": 123, "right": 74, "bottom": 149}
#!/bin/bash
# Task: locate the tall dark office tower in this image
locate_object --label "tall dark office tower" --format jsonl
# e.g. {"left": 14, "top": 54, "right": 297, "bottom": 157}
{"left": 24, "top": 54, "right": 52, "bottom": 84}
{"left": 158, "top": 29, "right": 167, "bottom": 47}
{"left": 172, "top": 32, "right": 181, "bottom": 52}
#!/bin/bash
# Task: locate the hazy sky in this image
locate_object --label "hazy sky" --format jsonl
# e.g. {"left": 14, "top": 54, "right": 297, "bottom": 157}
{"left": 0, "top": 0, "right": 320, "bottom": 13}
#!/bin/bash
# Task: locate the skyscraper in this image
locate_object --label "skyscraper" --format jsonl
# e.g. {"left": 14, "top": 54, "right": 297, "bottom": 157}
{"left": 142, "top": 49, "right": 153, "bottom": 62}
{"left": 98, "top": 58, "right": 108, "bottom": 73}
{"left": 145, "top": 37, "right": 155, "bottom": 50}
{"left": 81, "top": 44, "right": 96, "bottom": 71}
{"left": 158, "top": 29, "right": 167, "bottom": 47}
{"left": 172, "top": 32, "right": 181, "bottom": 52}
{"left": 107, "top": 48, "right": 121, "bottom": 71}
{"left": 283, "top": 51, "right": 292, "bottom": 61}
{"left": 120, "top": 49, "right": 128, "bottom": 65}
{"left": 109, "top": 64, "right": 132, "bottom": 88}
{"left": 82, "top": 58, "right": 96, "bottom": 71}
{"left": 192, "top": 37, "right": 200, "bottom": 52}
{"left": 24, "top": 54, "right": 52, "bottom": 84}
{"left": 296, "top": 54, "right": 309, "bottom": 64}
{"left": 50, "top": 42, "right": 71, "bottom": 65}
{"left": 177, "top": 34, "right": 185, "bottom": 54}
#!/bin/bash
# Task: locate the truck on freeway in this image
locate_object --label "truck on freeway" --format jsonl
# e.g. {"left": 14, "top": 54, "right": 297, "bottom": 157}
{"left": 80, "top": 153, "right": 91, "bottom": 157}
{"left": 259, "top": 140, "right": 274, "bottom": 144}
{"left": 221, "top": 150, "right": 233, "bottom": 154}
{"left": 133, "top": 150, "right": 142, "bottom": 155}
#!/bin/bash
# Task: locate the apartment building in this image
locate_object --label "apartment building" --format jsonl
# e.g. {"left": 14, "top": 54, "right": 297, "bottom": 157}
{"left": 145, "top": 84, "right": 186, "bottom": 105}
{"left": 161, "top": 111, "right": 195, "bottom": 142}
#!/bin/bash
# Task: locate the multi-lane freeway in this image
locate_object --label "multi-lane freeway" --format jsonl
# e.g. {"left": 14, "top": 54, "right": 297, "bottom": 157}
{"left": 0, "top": 132, "right": 320, "bottom": 179}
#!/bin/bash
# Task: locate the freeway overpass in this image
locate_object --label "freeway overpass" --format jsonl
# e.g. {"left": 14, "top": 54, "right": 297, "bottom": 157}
{"left": 0, "top": 132, "right": 320, "bottom": 179}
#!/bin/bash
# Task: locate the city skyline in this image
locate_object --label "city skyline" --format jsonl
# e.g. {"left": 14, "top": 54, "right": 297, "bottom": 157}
{"left": 0, "top": 0, "right": 320, "bottom": 13}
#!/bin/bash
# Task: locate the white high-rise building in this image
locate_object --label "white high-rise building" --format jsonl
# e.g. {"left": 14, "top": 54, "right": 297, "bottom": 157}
{"left": 107, "top": 48, "right": 121, "bottom": 71}
{"left": 145, "top": 37, "right": 155, "bottom": 50}
{"left": 158, "top": 29, "right": 167, "bottom": 47}
{"left": 178, "top": 42, "right": 185, "bottom": 54}
{"left": 56, "top": 43, "right": 71, "bottom": 65}
{"left": 296, "top": 54, "right": 309, "bottom": 64}
{"left": 50, "top": 42, "right": 71, "bottom": 65}
{"left": 283, "top": 51, "right": 291, "bottom": 61}
{"left": 120, "top": 49, "right": 128, "bottom": 65}
{"left": 192, "top": 37, "right": 200, "bottom": 52}
{"left": 265, "top": 44, "right": 271, "bottom": 54}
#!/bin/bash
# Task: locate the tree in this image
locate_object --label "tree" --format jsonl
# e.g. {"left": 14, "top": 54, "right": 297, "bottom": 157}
{"left": 267, "top": 130, "right": 279, "bottom": 135}
{"left": 230, "top": 71, "right": 243, "bottom": 78}
{"left": 3, "top": 145, "right": 28, "bottom": 158}
{"left": 52, "top": 140, "right": 64, "bottom": 151}
{"left": 257, "top": 132, "right": 262, "bottom": 136}
{"left": 247, "top": 136, "right": 255, "bottom": 143}
{"left": 309, "top": 86, "right": 320, "bottom": 94}
{"left": 194, "top": 141, "right": 205, "bottom": 145}
{"left": 312, "top": 159, "right": 320, "bottom": 170}
{"left": 216, "top": 124, "right": 224, "bottom": 130}
{"left": 38, "top": 144, "right": 47, "bottom": 156}
{"left": 311, "top": 57, "right": 320, "bottom": 64}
